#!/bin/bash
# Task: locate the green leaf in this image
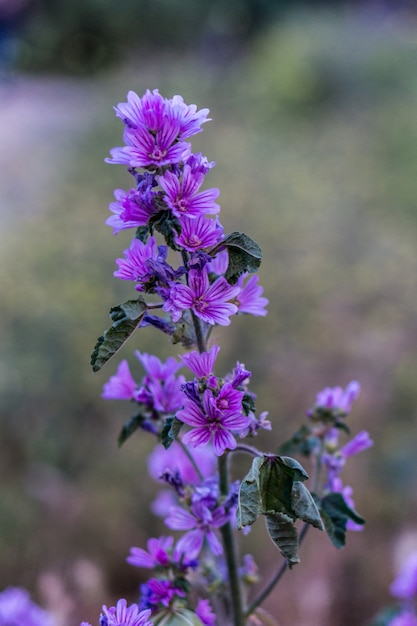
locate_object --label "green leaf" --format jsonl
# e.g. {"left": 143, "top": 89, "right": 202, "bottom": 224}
{"left": 237, "top": 456, "right": 263, "bottom": 530}
{"left": 91, "top": 298, "right": 147, "bottom": 372}
{"left": 149, "top": 208, "right": 181, "bottom": 250}
{"left": 290, "top": 481, "right": 324, "bottom": 530}
{"left": 135, "top": 225, "right": 149, "bottom": 242}
{"left": 276, "top": 455, "right": 309, "bottom": 482}
{"left": 242, "top": 392, "right": 256, "bottom": 415}
{"left": 118, "top": 412, "right": 146, "bottom": 447}
{"left": 320, "top": 492, "right": 365, "bottom": 548}
{"left": 277, "top": 424, "right": 316, "bottom": 456}
{"left": 160, "top": 416, "right": 183, "bottom": 449}
{"left": 265, "top": 512, "right": 300, "bottom": 568}
{"left": 258, "top": 455, "right": 294, "bottom": 516}
{"left": 212, "top": 231, "right": 262, "bottom": 284}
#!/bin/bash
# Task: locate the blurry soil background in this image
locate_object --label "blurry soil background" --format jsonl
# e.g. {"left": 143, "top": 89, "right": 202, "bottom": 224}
{"left": 1, "top": 2, "right": 417, "bottom": 625}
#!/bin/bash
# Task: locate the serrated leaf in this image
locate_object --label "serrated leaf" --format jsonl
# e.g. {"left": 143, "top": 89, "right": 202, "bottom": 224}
{"left": 290, "top": 481, "right": 324, "bottom": 530}
{"left": 237, "top": 456, "right": 263, "bottom": 530}
{"left": 160, "top": 416, "right": 183, "bottom": 449}
{"left": 320, "top": 492, "right": 365, "bottom": 548}
{"left": 265, "top": 512, "right": 300, "bottom": 568}
{"left": 212, "top": 231, "right": 262, "bottom": 284}
{"left": 91, "top": 298, "right": 147, "bottom": 372}
{"left": 118, "top": 412, "right": 146, "bottom": 447}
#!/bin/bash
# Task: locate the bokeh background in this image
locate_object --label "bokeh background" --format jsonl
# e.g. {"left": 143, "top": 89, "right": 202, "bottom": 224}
{"left": 1, "top": 1, "right": 417, "bottom": 624}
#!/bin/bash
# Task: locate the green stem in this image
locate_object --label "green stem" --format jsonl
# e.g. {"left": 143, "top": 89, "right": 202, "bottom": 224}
{"left": 185, "top": 254, "right": 242, "bottom": 624}
{"left": 191, "top": 309, "right": 207, "bottom": 354}
{"left": 232, "top": 444, "right": 263, "bottom": 458}
{"left": 219, "top": 454, "right": 245, "bottom": 626}
{"left": 244, "top": 523, "right": 310, "bottom": 618}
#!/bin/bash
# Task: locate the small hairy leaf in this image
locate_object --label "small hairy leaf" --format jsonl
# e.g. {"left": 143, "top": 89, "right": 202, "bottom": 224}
{"left": 212, "top": 231, "right": 262, "bottom": 284}
{"left": 91, "top": 298, "right": 147, "bottom": 372}
{"left": 265, "top": 512, "right": 300, "bottom": 568}
{"left": 160, "top": 416, "right": 183, "bottom": 449}
{"left": 118, "top": 413, "right": 146, "bottom": 447}
{"left": 237, "top": 456, "right": 263, "bottom": 529}
{"left": 320, "top": 492, "right": 365, "bottom": 548}
{"left": 290, "top": 481, "right": 324, "bottom": 530}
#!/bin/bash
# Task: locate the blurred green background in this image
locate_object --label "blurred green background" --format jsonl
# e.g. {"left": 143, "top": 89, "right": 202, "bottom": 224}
{"left": 1, "top": 1, "right": 417, "bottom": 624}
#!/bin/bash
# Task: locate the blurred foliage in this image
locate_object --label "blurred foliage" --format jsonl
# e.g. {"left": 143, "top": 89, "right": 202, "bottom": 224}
{"left": 2, "top": 6, "right": 417, "bottom": 626}
{"left": 17, "top": 0, "right": 281, "bottom": 74}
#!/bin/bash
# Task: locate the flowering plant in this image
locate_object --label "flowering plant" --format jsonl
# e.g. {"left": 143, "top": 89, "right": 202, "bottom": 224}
{"left": 85, "top": 89, "right": 373, "bottom": 626}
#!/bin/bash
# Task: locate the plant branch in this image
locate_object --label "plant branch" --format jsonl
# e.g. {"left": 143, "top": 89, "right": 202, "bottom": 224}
{"left": 219, "top": 453, "right": 245, "bottom": 626}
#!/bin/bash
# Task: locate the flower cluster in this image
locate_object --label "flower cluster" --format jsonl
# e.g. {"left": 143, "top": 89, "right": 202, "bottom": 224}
{"left": 104, "top": 89, "right": 268, "bottom": 334}
{"left": 83, "top": 89, "right": 372, "bottom": 625}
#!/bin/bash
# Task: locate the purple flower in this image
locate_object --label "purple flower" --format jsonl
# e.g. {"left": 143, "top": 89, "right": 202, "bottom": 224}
{"left": 148, "top": 442, "right": 216, "bottom": 485}
{"left": 146, "top": 374, "right": 186, "bottom": 414}
{"left": 102, "top": 360, "right": 137, "bottom": 400}
{"left": 114, "top": 237, "right": 159, "bottom": 286}
{"left": 100, "top": 599, "right": 153, "bottom": 626}
{"left": 145, "top": 579, "right": 185, "bottom": 608}
{"left": 391, "top": 551, "right": 417, "bottom": 600}
{"left": 174, "top": 216, "right": 223, "bottom": 252}
{"left": 159, "top": 165, "right": 220, "bottom": 220}
{"left": 310, "top": 380, "right": 361, "bottom": 416}
{"left": 113, "top": 90, "right": 210, "bottom": 140}
{"left": 177, "top": 389, "right": 251, "bottom": 456}
{"left": 207, "top": 249, "right": 228, "bottom": 276}
{"left": 167, "top": 269, "right": 240, "bottom": 326}
{"left": 106, "top": 120, "right": 191, "bottom": 169}
{"left": 339, "top": 430, "right": 373, "bottom": 458}
{"left": 186, "top": 152, "right": 215, "bottom": 174}
{"left": 195, "top": 599, "right": 216, "bottom": 625}
{"left": 236, "top": 274, "right": 269, "bottom": 317}
{"left": 165, "top": 501, "right": 229, "bottom": 558}
{"left": 239, "top": 554, "right": 260, "bottom": 584}
{"left": 127, "top": 536, "right": 173, "bottom": 569}
{"left": 170, "top": 94, "right": 211, "bottom": 139}
{"left": 136, "top": 352, "right": 182, "bottom": 382}
{"left": 212, "top": 383, "right": 244, "bottom": 416}
{"left": 0, "top": 587, "right": 55, "bottom": 626}
{"left": 181, "top": 344, "right": 220, "bottom": 379}
{"left": 113, "top": 89, "right": 167, "bottom": 131}
{"left": 230, "top": 362, "right": 252, "bottom": 389}
{"left": 106, "top": 187, "right": 157, "bottom": 234}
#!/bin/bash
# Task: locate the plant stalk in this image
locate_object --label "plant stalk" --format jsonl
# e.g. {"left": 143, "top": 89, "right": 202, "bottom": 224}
{"left": 219, "top": 453, "right": 245, "bottom": 626}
